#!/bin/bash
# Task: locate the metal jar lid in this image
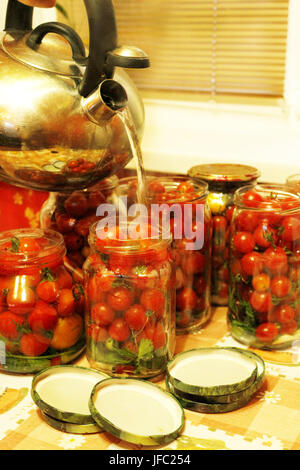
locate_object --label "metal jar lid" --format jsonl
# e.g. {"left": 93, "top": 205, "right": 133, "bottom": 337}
{"left": 188, "top": 163, "right": 261, "bottom": 183}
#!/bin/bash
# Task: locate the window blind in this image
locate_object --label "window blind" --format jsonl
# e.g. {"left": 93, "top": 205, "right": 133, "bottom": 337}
{"left": 58, "top": 0, "right": 290, "bottom": 98}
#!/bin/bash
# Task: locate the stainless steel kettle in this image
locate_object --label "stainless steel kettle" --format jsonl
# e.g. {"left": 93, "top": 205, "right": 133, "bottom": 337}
{"left": 0, "top": 0, "right": 149, "bottom": 192}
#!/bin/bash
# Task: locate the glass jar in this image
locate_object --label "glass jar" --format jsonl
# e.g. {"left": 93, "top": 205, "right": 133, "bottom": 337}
{"left": 286, "top": 174, "right": 300, "bottom": 194}
{"left": 83, "top": 219, "right": 175, "bottom": 379}
{"left": 188, "top": 164, "right": 260, "bottom": 305}
{"left": 115, "top": 176, "right": 212, "bottom": 334}
{"left": 0, "top": 229, "right": 85, "bottom": 373}
{"left": 40, "top": 176, "right": 118, "bottom": 269}
{"left": 228, "top": 183, "right": 300, "bottom": 350}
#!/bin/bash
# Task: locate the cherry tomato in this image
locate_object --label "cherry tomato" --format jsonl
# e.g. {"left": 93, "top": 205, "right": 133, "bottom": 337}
{"left": 56, "top": 266, "right": 73, "bottom": 290}
{"left": 124, "top": 304, "right": 148, "bottom": 330}
{"left": 19, "top": 333, "right": 50, "bottom": 356}
{"left": 140, "top": 288, "right": 165, "bottom": 314}
{"left": 108, "top": 318, "right": 130, "bottom": 342}
{"left": 263, "top": 247, "right": 288, "bottom": 274}
{"left": 64, "top": 192, "right": 89, "bottom": 217}
{"left": 270, "top": 276, "right": 292, "bottom": 298}
{"left": 194, "top": 276, "right": 207, "bottom": 295}
{"left": 176, "top": 287, "right": 197, "bottom": 311}
{"left": 275, "top": 304, "right": 295, "bottom": 324}
{"left": 255, "top": 322, "right": 279, "bottom": 343}
{"left": 242, "top": 190, "right": 264, "bottom": 208}
{"left": 250, "top": 291, "right": 272, "bottom": 313}
{"left": 148, "top": 180, "right": 165, "bottom": 194}
{"left": 233, "top": 231, "right": 255, "bottom": 254}
{"left": 107, "top": 287, "right": 134, "bottom": 311}
{"left": 93, "top": 272, "right": 115, "bottom": 292}
{"left": 87, "top": 324, "right": 109, "bottom": 342}
{"left": 281, "top": 216, "right": 300, "bottom": 242}
{"left": 177, "top": 181, "right": 195, "bottom": 193}
{"left": 181, "top": 252, "right": 205, "bottom": 274}
{"left": 152, "top": 321, "right": 167, "bottom": 349}
{"left": 74, "top": 215, "right": 99, "bottom": 237}
{"left": 91, "top": 302, "right": 115, "bottom": 326}
{"left": 36, "top": 280, "right": 58, "bottom": 303}
{"left": 225, "top": 206, "right": 234, "bottom": 223}
{"left": 28, "top": 300, "right": 58, "bottom": 332}
{"left": 240, "top": 252, "right": 263, "bottom": 277}
{"left": 108, "top": 253, "right": 134, "bottom": 275}
{"left": 0, "top": 311, "right": 25, "bottom": 340}
{"left": 7, "top": 279, "right": 36, "bottom": 315}
{"left": 253, "top": 223, "right": 277, "bottom": 249}
{"left": 213, "top": 215, "right": 227, "bottom": 232}
{"left": 252, "top": 273, "right": 271, "bottom": 292}
{"left": 57, "top": 289, "right": 76, "bottom": 317}
{"left": 280, "top": 320, "right": 298, "bottom": 335}
{"left": 87, "top": 275, "right": 107, "bottom": 303}
{"left": 55, "top": 212, "right": 76, "bottom": 234}
{"left": 132, "top": 265, "right": 158, "bottom": 290}
{"left": 236, "top": 210, "right": 259, "bottom": 232}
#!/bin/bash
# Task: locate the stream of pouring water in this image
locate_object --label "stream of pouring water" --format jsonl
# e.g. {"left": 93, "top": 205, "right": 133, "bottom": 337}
{"left": 118, "top": 107, "right": 149, "bottom": 207}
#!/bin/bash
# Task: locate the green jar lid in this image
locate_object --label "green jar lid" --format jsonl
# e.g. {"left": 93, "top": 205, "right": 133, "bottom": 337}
{"left": 31, "top": 365, "right": 110, "bottom": 425}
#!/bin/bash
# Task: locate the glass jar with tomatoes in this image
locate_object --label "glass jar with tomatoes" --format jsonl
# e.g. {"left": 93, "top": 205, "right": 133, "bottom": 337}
{"left": 0, "top": 229, "right": 85, "bottom": 373}
{"left": 115, "top": 176, "right": 212, "bottom": 334}
{"left": 83, "top": 218, "right": 175, "bottom": 378}
{"left": 228, "top": 183, "right": 300, "bottom": 349}
{"left": 40, "top": 176, "right": 118, "bottom": 269}
{"left": 188, "top": 164, "right": 260, "bottom": 306}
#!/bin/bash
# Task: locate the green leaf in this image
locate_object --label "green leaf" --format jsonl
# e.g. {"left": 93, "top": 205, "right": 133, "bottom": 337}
{"left": 10, "top": 237, "right": 19, "bottom": 253}
{"left": 41, "top": 267, "right": 55, "bottom": 282}
{"left": 137, "top": 338, "right": 154, "bottom": 362}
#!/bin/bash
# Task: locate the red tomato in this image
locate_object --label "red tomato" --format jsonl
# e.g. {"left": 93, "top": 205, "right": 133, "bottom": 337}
{"left": 270, "top": 276, "right": 292, "bottom": 298}
{"left": 64, "top": 192, "right": 89, "bottom": 217}
{"left": 194, "top": 276, "right": 207, "bottom": 295}
{"left": 233, "top": 231, "right": 255, "bottom": 254}
{"left": 181, "top": 252, "right": 205, "bottom": 275}
{"left": 132, "top": 265, "right": 158, "bottom": 290}
{"left": 124, "top": 304, "right": 148, "bottom": 330}
{"left": 225, "top": 206, "right": 234, "bottom": 223}
{"left": 236, "top": 210, "right": 259, "bottom": 232}
{"left": 250, "top": 291, "right": 272, "bottom": 313}
{"left": 218, "top": 265, "right": 229, "bottom": 282}
{"left": 108, "top": 318, "right": 130, "bottom": 342}
{"left": 253, "top": 223, "right": 277, "bottom": 249}
{"left": 281, "top": 217, "right": 300, "bottom": 242}
{"left": 280, "top": 320, "right": 298, "bottom": 335}
{"left": 263, "top": 247, "right": 288, "bottom": 274}
{"left": 242, "top": 190, "right": 264, "bottom": 208}
{"left": 36, "top": 280, "right": 58, "bottom": 303}
{"left": 176, "top": 287, "right": 197, "bottom": 311}
{"left": 107, "top": 287, "right": 134, "bottom": 311}
{"left": 152, "top": 321, "right": 167, "bottom": 349}
{"left": 213, "top": 215, "right": 227, "bottom": 232}
{"left": 275, "top": 304, "right": 295, "bottom": 324}
{"left": 91, "top": 302, "right": 115, "bottom": 326}
{"left": 15, "top": 238, "right": 41, "bottom": 253}
{"left": 19, "top": 333, "right": 50, "bottom": 356}
{"left": 177, "top": 181, "right": 195, "bottom": 193}
{"left": 240, "top": 252, "right": 263, "bottom": 277}
{"left": 108, "top": 253, "right": 134, "bottom": 275}
{"left": 255, "top": 322, "right": 279, "bottom": 343}
{"left": 252, "top": 273, "right": 271, "bottom": 292}
{"left": 140, "top": 288, "right": 165, "bottom": 314}
{"left": 56, "top": 266, "right": 73, "bottom": 290}
{"left": 148, "top": 180, "right": 165, "bottom": 194}
{"left": 57, "top": 289, "right": 76, "bottom": 317}
{"left": 7, "top": 279, "right": 36, "bottom": 315}
{"left": 55, "top": 212, "right": 76, "bottom": 233}
{"left": 28, "top": 300, "right": 58, "bottom": 332}
{"left": 0, "top": 311, "right": 25, "bottom": 340}
{"left": 87, "top": 276, "right": 107, "bottom": 303}
{"left": 87, "top": 324, "right": 109, "bottom": 342}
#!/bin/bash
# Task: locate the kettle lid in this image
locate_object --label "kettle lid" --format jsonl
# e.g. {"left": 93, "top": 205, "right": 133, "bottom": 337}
{"left": 2, "top": 28, "right": 86, "bottom": 77}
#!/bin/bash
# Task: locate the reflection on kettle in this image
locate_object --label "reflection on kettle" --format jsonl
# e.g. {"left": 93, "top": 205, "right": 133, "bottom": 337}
{"left": 0, "top": 0, "right": 149, "bottom": 192}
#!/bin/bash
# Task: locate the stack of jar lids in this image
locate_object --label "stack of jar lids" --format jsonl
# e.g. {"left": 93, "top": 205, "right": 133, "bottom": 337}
{"left": 165, "top": 347, "right": 265, "bottom": 413}
{"left": 31, "top": 365, "right": 184, "bottom": 445}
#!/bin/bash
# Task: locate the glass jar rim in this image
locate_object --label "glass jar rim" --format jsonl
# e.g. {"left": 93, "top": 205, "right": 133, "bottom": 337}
{"left": 117, "top": 175, "right": 209, "bottom": 203}
{"left": 0, "top": 228, "right": 66, "bottom": 267}
{"left": 88, "top": 217, "right": 172, "bottom": 254}
{"left": 234, "top": 183, "right": 300, "bottom": 214}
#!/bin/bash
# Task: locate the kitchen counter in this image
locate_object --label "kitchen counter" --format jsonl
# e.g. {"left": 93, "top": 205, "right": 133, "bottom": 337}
{"left": 0, "top": 306, "right": 299, "bottom": 451}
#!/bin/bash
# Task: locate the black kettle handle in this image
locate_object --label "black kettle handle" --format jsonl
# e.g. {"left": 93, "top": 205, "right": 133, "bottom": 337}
{"left": 5, "top": 0, "right": 33, "bottom": 32}
{"left": 4, "top": 0, "right": 118, "bottom": 96}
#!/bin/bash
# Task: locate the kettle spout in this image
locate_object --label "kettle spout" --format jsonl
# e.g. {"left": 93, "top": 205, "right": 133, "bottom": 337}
{"left": 82, "top": 79, "right": 128, "bottom": 124}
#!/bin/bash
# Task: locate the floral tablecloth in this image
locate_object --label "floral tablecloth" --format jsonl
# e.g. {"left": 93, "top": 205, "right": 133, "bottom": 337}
{"left": 0, "top": 307, "right": 299, "bottom": 451}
